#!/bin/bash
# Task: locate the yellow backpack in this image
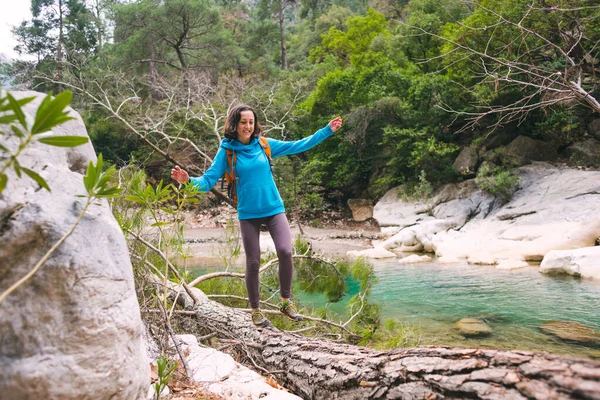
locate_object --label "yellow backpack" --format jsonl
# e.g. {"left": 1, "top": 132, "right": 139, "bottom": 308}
{"left": 222, "top": 137, "right": 273, "bottom": 207}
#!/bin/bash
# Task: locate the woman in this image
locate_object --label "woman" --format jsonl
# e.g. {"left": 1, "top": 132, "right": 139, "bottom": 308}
{"left": 171, "top": 104, "right": 343, "bottom": 328}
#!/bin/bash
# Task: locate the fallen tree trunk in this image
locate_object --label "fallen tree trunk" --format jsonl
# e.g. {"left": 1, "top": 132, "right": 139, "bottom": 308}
{"left": 173, "top": 287, "right": 600, "bottom": 400}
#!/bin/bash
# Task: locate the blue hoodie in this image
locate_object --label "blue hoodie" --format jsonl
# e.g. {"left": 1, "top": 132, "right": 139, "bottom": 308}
{"left": 190, "top": 125, "right": 334, "bottom": 220}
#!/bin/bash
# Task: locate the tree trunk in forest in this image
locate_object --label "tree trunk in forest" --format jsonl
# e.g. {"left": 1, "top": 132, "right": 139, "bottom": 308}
{"left": 93, "top": 0, "right": 103, "bottom": 55}
{"left": 149, "top": 39, "right": 161, "bottom": 101}
{"left": 278, "top": 1, "right": 288, "bottom": 70}
{"left": 174, "top": 287, "right": 600, "bottom": 400}
{"left": 57, "top": 0, "right": 64, "bottom": 92}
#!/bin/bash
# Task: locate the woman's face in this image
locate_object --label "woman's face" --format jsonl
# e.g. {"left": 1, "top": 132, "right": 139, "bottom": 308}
{"left": 236, "top": 110, "right": 255, "bottom": 144}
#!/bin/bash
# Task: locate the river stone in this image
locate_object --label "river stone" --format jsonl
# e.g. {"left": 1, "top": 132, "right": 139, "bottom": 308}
{"left": 565, "top": 139, "right": 600, "bottom": 167}
{"left": 539, "top": 321, "right": 600, "bottom": 346}
{"left": 347, "top": 247, "right": 397, "bottom": 259}
{"left": 0, "top": 91, "right": 149, "bottom": 399}
{"left": 539, "top": 246, "right": 600, "bottom": 280}
{"left": 398, "top": 254, "right": 432, "bottom": 264}
{"left": 453, "top": 146, "right": 479, "bottom": 177}
{"left": 504, "top": 136, "right": 558, "bottom": 166}
{"left": 347, "top": 198, "right": 374, "bottom": 221}
{"left": 454, "top": 318, "right": 493, "bottom": 337}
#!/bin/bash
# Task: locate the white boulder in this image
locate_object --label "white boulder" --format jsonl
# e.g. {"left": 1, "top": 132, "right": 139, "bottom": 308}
{"left": 398, "top": 255, "right": 432, "bottom": 264}
{"left": 0, "top": 91, "right": 149, "bottom": 399}
{"left": 347, "top": 247, "right": 397, "bottom": 259}
{"left": 540, "top": 247, "right": 600, "bottom": 280}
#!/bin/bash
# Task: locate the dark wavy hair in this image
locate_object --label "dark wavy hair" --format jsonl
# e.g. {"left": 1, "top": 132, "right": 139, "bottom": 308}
{"left": 223, "top": 104, "right": 262, "bottom": 140}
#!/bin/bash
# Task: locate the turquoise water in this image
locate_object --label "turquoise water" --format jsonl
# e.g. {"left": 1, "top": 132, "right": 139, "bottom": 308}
{"left": 299, "top": 259, "right": 600, "bottom": 359}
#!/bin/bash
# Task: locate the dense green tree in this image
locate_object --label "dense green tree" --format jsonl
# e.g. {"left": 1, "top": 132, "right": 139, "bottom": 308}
{"left": 113, "top": 0, "right": 235, "bottom": 74}
{"left": 309, "top": 8, "right": 389, "bottom": 65}
{"left": 287, "top": 5, "right": 354, "bottom": 69}
{"left": 257, "top": 0, "right": 299, "bottom": 69}
{"left": 13, "top": 0, "right": 97, "bottom": 91}
{"left": 396, "top": 0, "right": 469, "bottom": 72}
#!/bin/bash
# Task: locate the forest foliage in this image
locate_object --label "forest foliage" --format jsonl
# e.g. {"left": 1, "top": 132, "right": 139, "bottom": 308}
{"left": 4, "top": 0, "right": 600, "bottom": 210}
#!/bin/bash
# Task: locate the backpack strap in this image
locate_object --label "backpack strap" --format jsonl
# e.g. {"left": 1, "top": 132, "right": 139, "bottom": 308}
{"left": 259, "top": 137, "right": 274, "bottom": 173}
{"left": 223, "top": 148, "right": 238, "bottom": 206}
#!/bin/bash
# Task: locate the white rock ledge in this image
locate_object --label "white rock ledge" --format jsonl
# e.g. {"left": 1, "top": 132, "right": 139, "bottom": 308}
{"left": 540, "top": 247, "right": 600, "bottom": 280}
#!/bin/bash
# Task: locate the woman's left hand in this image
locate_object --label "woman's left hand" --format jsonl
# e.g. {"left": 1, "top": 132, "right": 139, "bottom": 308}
{"left": 329, "top": 116, "right": 343, "bottom": 132}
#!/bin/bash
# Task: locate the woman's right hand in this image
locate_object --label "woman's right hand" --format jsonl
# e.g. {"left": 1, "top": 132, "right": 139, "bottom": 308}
{"left": 171, "top": 166, "right": 190, "bottom": 184}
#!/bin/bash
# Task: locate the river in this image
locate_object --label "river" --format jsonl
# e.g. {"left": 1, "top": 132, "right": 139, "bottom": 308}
{"left": 184, "top": 227, "right": 600, "bottom": 359}
{"left": 300, "top": 258, "right": 600, "bottom": 359}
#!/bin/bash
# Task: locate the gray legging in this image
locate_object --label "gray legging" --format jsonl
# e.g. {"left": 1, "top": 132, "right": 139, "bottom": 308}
{"left": 239, "top": 213, "right": 293, "bottom": 309}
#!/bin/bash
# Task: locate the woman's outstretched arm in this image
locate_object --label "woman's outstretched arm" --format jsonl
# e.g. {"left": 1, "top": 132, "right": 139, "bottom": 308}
{"left": 170, "top": 147, "right": 228, "bottom": 191}
{"left": 268, "top": 117, "right": 343, "bottom": 158}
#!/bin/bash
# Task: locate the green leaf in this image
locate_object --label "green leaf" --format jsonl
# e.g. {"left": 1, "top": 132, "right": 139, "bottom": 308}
{"left": 83, "top": 159, "right": 95, "bottom": 193}
{"left": 17, "top": 96, "right": 36, "bottom": 107}
{"left": 0, "top": 173, "right": 7, "bottom": 193}
{"left": 11, "top": 125, "right": 24, "bottom": 139}
{"left": 37, "top": 136, "right": 89, "bottom": 147}
{"left": 6, "top": 93, "right": 27, "bottom": 129}
{"left": 32, "top": 91, "right": 76, "bottom": 134}
{"left": 0, "top": 143, "right": 8, "bottom": 152}
{"left": 22, "top": 167, "right": 51, "bottom": 191}
{"left": 124, "top": 194, "right": 145, "bottom": 204}
{"left": 95, "top": 187, "right": 122, "bottom": 198}
{"left": 151, "top": 221, "right": 171, "bottom": 227}
{"left": 13, "top": 158, "right": 22, "bottom": 178}
{"left": 0, "top": 115, "right": 17, "bottom": 125}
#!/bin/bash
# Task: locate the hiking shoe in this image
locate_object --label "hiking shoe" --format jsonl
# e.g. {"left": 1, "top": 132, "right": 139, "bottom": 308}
{"left": 280, "top": 300, "right": 303, "bottom": 321}
{"left": 251, "top": 309, "right": 273, "bottom": 328}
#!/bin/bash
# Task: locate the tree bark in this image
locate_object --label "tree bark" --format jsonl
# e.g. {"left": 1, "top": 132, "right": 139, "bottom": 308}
{"left": 278, "top": 1, "right": 288, "bottom": 70}
{"left": 175, "top": 287, "right": 600, "bottom": 400}
{"left": 57, "top": 0, "right": 64, "bottom": 92}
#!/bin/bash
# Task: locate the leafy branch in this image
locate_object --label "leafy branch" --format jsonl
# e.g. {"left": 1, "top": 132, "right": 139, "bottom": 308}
{"left": 0, "top": 90, "right": 88, "bottom": 193}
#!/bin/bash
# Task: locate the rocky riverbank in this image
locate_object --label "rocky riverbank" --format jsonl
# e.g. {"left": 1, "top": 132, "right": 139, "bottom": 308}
{"left": 348, "top": 162, "right": 600, "bottom": 280}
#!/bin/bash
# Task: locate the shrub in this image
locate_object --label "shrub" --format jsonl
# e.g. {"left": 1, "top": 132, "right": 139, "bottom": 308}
{"left": 475, "top": 164, "right": 519, "bottom": 203}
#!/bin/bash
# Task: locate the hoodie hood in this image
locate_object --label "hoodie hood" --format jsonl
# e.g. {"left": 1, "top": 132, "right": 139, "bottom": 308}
{"left": 220, "top": 137, "right": 260, "bottom": 151}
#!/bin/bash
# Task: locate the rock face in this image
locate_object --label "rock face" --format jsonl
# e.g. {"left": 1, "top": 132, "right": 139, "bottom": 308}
{"left": 0, "top": 91, "right": 149, "bottom": 399}
{"left": 588, "top": 119, "right": 600, "bottom": 140}
{"left": 370, "top": 163, "right": 600, "bottom": 274}
{"left": 347, "top": 198, "right": 374, "bottom": 221}
{"left": 539, "top": 321, "right": 600, "bottom": 346}
{"left": 453, "top": 146, "right": 479, "bottom": 176}
{"left": 540, "top": 246, "right": 600, "bottom": 280}
{"left": 565, "top": 139, "right": 600, "bottom": 167}
{"left": 504, "top": 136, "right": 558, "bottom": 166}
